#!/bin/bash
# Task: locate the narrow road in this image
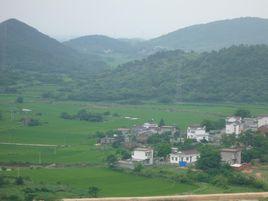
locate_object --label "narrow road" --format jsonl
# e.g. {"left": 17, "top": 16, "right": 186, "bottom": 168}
{"left": 63, "top": 192, "right": 268, "bottom": 201}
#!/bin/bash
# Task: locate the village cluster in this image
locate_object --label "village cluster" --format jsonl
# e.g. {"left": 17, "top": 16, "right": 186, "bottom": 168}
{"left": 98, "top": 115, "right": 268, "bottom": 169}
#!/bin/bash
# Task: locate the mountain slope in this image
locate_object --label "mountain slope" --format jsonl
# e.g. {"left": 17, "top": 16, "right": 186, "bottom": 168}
{"left": 63, "top": 35, "right": 145, "bottom": 67}
{"left": 147, "top": 17, "right": 268, "bottom": 51}
{"left": 71, "top": 45, "right": 268, "bottom": 103}
{"left": 64, "top": 35, "right": 137, "bottom": 55}
{"left": 0, "top": 18, "right": 106, "bottom": 73}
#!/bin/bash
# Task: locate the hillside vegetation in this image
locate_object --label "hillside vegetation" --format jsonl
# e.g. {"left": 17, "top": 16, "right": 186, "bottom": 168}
{"left": 147, "top": 17, "right": 268, "bottom": 51}
{"left": 71, "top": 45, "right": 268, "bottom": 103}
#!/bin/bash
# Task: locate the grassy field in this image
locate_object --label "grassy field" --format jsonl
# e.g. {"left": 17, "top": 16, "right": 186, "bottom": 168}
{"left": 2, "top": 167, "right": 196, "bottom": 197}
{"left": 1, "top": 88, "right": 268, "bottom": 198}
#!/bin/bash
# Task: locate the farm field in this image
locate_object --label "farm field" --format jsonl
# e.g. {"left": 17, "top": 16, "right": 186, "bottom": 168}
{"left": 1, "top": 90, "right": 268, "bottom": 198}
{"left": 1, "top": 167, "right": 263, "bottom": 199}
{"left": 1, "top": 93, "right": 268, "bottom": 164}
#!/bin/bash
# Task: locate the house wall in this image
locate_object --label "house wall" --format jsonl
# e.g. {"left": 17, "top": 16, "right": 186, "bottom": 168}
{"left": 258, "top": 117, "right": 268, "bottom": 128}
{"left": 132, "top": 150, "right": 153, "bottom": 164}
{"left": 221, "top": 151, "right": 241, "bottom": 165}
{"left": 170, "top": 153, "right": 199, "bottom": 164}
{"left": 187, "top": 127, "right": 209, "bottom": 142}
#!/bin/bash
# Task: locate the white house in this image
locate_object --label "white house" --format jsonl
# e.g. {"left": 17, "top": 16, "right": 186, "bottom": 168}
{"left": 170, "top": 148, "right": 199, "bottom": 166}
{"left": 187, "top": 125, "right": 209, "bottom": 142}
{"left": 225, "top": 116, "right": 242, "bottom": 135}
{"left": 132, "top": 147, "right": 154, "bottom": 165}
{"left": 257, "top": 115, "right": 268, "bottom": 128}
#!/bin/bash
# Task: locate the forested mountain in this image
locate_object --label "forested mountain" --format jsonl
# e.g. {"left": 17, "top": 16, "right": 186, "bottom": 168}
{"left": 64, "top": 35, "right": 137, "bottom": 55}
{"left": 63, "top": 35, "right": 145, "bottom": 66}
{"left": 0, "top": 19, "right": 107, "bottom": 73}
{"left": 71, "top": 45, "right": 268, "bottom": 103}
{"left": 147, "top": 17, "right": 268, "bottom": 51}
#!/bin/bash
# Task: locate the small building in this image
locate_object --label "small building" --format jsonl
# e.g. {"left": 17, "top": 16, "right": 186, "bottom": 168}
{"left": 242, "top": 118, "right": 258, "bottom": 132}
{"left": 225, "top": 116, "right": 242, "bottom": 135}
{"left": 132, "top": 147, "right": 154, "bottom": 165}
{"left": 170, "top": 148, "right": 199, "bottom": 167}
{"left": 220, "top": 148, "right": 241, "bottom": 165}
{"left": 100, "top": 136, "right": 116, "bottom": 145}
{"left": 117, "top": 128, "right": 131, "bottom": 135}
{"left": 258, "top": 125, "right": 268, "bottom": 136}
{"left": 187, "top": 125, "right": 209, "bottom": 142}
{"left": 257, "top": 115, "right": 268, "bottom": 128}
{"left": 159, "top": 126, "right": 177, "bottom": 135}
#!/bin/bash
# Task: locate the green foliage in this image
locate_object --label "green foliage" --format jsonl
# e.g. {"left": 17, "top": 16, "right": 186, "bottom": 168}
{"left": 201, "top": 119, "right": 225, "bottom": 132}
{"left": 16, "top": 96, "right": 23, "bottom": 103}
{"left": 15, "top": 176, "right": 24, "bottom": 185}
{"left": 159, "top": 118, "right": 165, "bottom": 127}
{"left": 106, "top": 154, "right": 117, "bottom": 168}
{"left": 156, "top": 143, "right": 171, "bottom": 157}
{"left": 88, "top": 186, "right": 100, "bottom": 198}
{"left": 196, "top": 145, "right": 221, "bottom": 172}
{"left": 133, "top": 163, "right": 143, "bottom": 173}
{"left": 71, "top": 45, "right": 268, "bottom": 103}
{"left": 234, "top": 109, "right": 251, "bottom": 118}
{"left": 60, "top": 109, "right": 104, "bottom": 122}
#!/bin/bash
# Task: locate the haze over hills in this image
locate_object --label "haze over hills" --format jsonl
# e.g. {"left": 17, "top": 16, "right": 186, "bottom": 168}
{"left": 147, "top": 17, "right": 268, "bottom": 51}
{"left": 0, "top": 18, "right": 107, "bottom": 74}
{"left": 64, "top": 17, "right": 268, "bottom": 60}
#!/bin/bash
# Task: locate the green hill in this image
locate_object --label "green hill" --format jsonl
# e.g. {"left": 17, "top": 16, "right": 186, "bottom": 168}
{"left": 0, "top": 19, "right": 107, "bottom": 73}
{"left": 72, "top": 45, "right": 268, "bottom": 103}
{"left": 147, "top": 17, "right": 268, "bottom": 51}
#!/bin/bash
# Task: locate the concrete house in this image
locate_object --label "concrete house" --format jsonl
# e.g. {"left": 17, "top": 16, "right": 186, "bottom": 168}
{"left": 170, "top": 148, "right": 199, "bottom": 166}
{"left": 187, "top": 125, "right": 209, "bottom": 142}
{"left": 242, "top": 118, "right": 258, "bottom": 132}
{"left": 220, "top": 148, "right": 241, "bottom": 165}
{"left": 225, "top": 116, "right": 242, "bottom": 135}
{"left": 132, "top": 147, "right": 154, "bottom": 165}
{"left": 257, "top": 115, "right": 268, "bottom": 128}
{"left": 159, "top": 126, "right": 177, "bottom": 135}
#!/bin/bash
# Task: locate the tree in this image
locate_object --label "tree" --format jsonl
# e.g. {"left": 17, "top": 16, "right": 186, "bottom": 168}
{"left": 106, "top": 154, "right": 117, "bottom": 168}
{"left": 156, "top": 143, "right": 171, "bottom": 157}
{"left": 0, "top": 111, "right": 2, "bottom": 120}
{"left": 234, "top": 109, "right": 251, "bottom": 118}
{"left": 133, "top": 163, "right": 143, "bottom": 173}
{"left": 88, "top": 186, "right": 100, "bottom": 198}
{"left": 15, "top": 176, "right": 24, "bottom": 185}
{"left": 16, "top": 96, "right": 23, "bottom": 103}
{"left": 196, "top": 145, "right": 221, "bottom": 172}
{"left": 159, "top": 118, "right": 165, "bottom": 127}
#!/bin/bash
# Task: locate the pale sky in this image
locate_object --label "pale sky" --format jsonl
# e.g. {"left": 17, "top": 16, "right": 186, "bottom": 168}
{"left": 1, "top": 0, "right": 268, "bottom": 40}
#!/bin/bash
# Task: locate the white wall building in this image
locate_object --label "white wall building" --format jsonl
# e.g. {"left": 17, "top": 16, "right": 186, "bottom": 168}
{"left": 132, "top": 147, "right": 154, "bottom": 165}
{"left": 187, "top": 125, "right": 209, "bottom": 142}
{"left": 170, "top": 148, "right": 199, "bottom": 166}
{"left": 257, "top": 115, "right": 268, "bottom": 128}
{"left": 225, "top": 116, "right": 242, "bottom": 135}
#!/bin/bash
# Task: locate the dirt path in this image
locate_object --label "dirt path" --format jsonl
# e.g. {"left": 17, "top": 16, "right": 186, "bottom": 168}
{"left": 63, "top": 192, "right": 268, "bottom": 201}
{"left": 0, "top": 142, "right": 58, "bottom": 147}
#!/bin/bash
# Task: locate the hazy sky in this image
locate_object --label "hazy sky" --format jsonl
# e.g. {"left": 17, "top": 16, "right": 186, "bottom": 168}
{"left": 1, "top": 0, "right": 268, "bottom": 40}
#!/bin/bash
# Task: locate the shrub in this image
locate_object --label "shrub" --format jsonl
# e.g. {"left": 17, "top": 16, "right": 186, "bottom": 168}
{"left": 16, "top": 96, "right": 23, "bottom": 103}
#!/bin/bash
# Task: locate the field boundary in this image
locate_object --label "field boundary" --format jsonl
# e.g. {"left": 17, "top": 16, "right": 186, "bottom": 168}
{"left": 0, "top": 142, "right": 57, "bottom": 147}
{"left": 63, "top": 192, "right": 268, "bottom": 201}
